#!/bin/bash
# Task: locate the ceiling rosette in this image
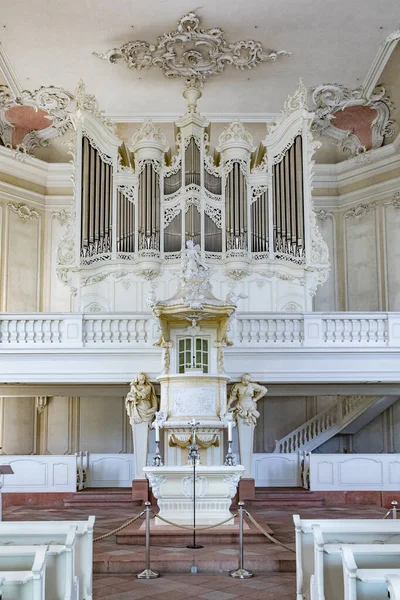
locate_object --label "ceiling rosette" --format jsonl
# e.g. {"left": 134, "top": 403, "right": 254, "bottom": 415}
{"left": 94, "top": 12, "right": 291, "bottom": 82}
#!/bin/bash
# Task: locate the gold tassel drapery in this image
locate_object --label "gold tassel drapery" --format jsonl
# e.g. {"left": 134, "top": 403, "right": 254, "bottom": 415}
{"left": 168, "top": 433, "right": 220, "bottom": 449}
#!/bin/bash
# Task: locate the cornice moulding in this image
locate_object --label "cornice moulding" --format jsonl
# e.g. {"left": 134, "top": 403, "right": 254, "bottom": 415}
{"left": 314, "top": 176, "right": 400, "bottom": 212}
{"left": 107, "top": 112, "right": 280, "bottom": 123}
{"left": 0, "top": 42, "right": 22, "bottom": 97}
{"left": 0, "top": 146, "right": 72, "bottom": 189}
{"left": 361, "top": 29, "right": 400, "bottom": 98}
{"left": 314, "top": 131, "right": 400, "bottom": 189}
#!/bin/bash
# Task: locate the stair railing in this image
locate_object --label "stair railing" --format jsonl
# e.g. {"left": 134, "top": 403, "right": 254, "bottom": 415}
{"left": 274, "top": 395, "right": 380, "bottom": 453}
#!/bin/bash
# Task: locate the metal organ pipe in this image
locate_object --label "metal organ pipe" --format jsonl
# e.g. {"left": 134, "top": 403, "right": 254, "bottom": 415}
{"left": 80, "top": 136, "right": 113, "bottom": 259}
{"left": 272, "top": 135, "right": 304, "bottom": 259}
{"left": 224, "top": 163, "right": 248, "bottom": 250}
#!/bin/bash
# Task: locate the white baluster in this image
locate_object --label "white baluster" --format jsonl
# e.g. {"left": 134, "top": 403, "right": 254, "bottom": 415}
{"left": 137, "top": 319, "right": 146, "bottom": 342}
{"left": 9, "top": 320, "right": 17, "bottom": 343}
{"left": 103, "top": 319, "right": 111, "bottom": 343}
{"left": 120, "top": 319, "right": 128, "bottom": 343}
{"left": 127, "top": 319, "right": 136, "bottom": 342}
{"left": 277, "top": 319, "right": 285, "bottom": 343}
{"left": 360, "top": 319, "right": 368, "bottom": 343}
{"left": 93, "top": 319, "right": 102, "bottom": 342}
{"left": 26, "top": 320, "right": 34, "bottom": 343}
{"left": 43, "top": 320, "right": 51, "bottom": 343}
{"left": 110, "top": 319, "right": 119, "bottom": 343}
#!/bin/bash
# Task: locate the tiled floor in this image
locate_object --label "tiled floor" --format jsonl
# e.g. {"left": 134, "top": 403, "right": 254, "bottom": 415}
{"left": 2, "top": 502, "right": 387, "bottom": 599}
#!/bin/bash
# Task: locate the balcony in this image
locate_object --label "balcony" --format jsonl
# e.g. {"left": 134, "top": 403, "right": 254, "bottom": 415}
{"left": 1, "top": 312, "right": 400, "bottom": 383}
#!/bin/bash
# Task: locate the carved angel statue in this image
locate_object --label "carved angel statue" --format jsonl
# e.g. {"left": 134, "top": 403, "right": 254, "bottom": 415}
{"left": 181, "top": 240, "right": 209, "bottom": 281}
{"left": 125, "top": 372, "right": 158, "bottom": 425}
{"left": 227, "top": 373, "right": 267, "bottom": 426}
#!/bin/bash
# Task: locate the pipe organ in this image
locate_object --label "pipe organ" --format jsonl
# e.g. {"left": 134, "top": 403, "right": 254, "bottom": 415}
{"left": 66, "top": 81, "right": 329, "bottom": 312}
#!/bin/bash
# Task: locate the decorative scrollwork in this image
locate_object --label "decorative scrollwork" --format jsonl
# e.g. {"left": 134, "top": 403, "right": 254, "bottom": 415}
{"left": 94, "top": 12, "right": 290, "bottom": 82}
{"left": 266, "top": 79, "right": 308, "bottom": 136}
{"left": 8, "top": 203, "right": 39, "bottom": 223}
{"left": 311, "top": 83, "right": 394, "bottom": 158}
{"left": 204, "top": 204, "right": 222, "bottom": 229}
{"left": 118, "top": 185, "right": 135, "bottom": 202}
{"left": 0, "top": 84, "right": 73, "bottom": 152}
{"left": 82, "top": 130, "right": 113, "bottom": 165}
{"left": 344, "top": 202, "right": 377, "bottom": 220}
{"left": 251, "top": 185, "right": 268, "bottom": 203}
{"left": 131, "top": 120, "right": 168, "bottom": 152}
{"left": 75, "top": 80, "right": 117, "bottom": 134}
{"left": 164, "top": 204, "right": 181, "bottom": 226}
{"left": 218, "top": 119, "right": 255, "bottom": 150}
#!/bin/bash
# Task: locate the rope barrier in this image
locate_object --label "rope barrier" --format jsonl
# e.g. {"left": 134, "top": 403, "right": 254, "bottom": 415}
{"left": 244, "top": 510, "right": 295, "bottom": 553}
{"left": 93, "top": 510, "right": 146, "bottom": 542}
{"left": 153, "top": 512, "right": 237, "bottom": 530}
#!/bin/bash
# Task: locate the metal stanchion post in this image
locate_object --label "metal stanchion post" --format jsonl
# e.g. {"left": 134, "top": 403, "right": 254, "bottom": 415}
{"left": 230, "top": 501, "right": 253, "bottom": 579}
{"left": 136, "top": 501, "right": 159, "bottom": 579}
{"left": 384, "top": 500, "right": 398, "bottom": 520}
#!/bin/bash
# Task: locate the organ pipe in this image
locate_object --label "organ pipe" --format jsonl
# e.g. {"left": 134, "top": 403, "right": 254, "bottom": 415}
{"left": 225, "top": 162, "right": 247, "bottom": 250}
{"left": 117, "top": 190, "right": 135, "bottom": 253}
{"left": 138, "top": 162, "right": 160, "bottom": 250}
{"left": 80, "top": 136, "right": 113, "bottom": 258}
{"left": 185, "top": 138, "right": 201, "bottom": 186}
{"left": 251, "top": 192, "right": 268, "bottom": 253}
{"left": 272, "top": 135, "right": 304, "bottom": 259}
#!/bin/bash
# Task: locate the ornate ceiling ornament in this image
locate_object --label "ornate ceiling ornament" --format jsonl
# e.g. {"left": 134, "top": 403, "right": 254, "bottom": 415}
{"left": 0, "top": 84, "right": 73, "bottom": 153}
{"left": 94, "top": 13, "right": 290, "bottom": 83}
{"left": 311, "top": 83, "right": 394, "bottom": 158}
{"left": 74, "top": 80, "right": 117, "bottom": 134}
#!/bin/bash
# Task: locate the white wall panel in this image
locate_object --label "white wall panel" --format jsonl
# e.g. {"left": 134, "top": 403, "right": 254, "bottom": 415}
{"left": 5, "top": 206, "right": 41, "bottom": 312}
{"left": 314, "top": 215, "right": 337, "bottom": 311}
{"left": 345, "top": 209, "right": 379, "bottom": 311}
{"left": 384, "top": 205, "right": 400, "bottom": 311}
{"left": 310, "top": 453, "right": 400, "bottom": 490}
{"left": 0, "top": 397, "right": 35, "bottom": 455}
{"left": 0, "top": 455, "right": 76, "bottom": 492}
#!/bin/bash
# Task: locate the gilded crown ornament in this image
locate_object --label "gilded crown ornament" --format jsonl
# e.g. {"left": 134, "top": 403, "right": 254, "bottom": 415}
{"left": 94, "top": 13, "right": 290, "bottom": 83}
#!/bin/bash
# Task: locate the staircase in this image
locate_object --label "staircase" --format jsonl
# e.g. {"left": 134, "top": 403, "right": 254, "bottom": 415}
{"left": 274, "top": 395, "right": 400, "bottom": 453}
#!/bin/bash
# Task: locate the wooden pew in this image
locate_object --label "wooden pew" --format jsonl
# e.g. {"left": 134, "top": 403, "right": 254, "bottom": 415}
{"left": 0, "top": 545, "right": 46, "bottom": 600}
{"left": 311, "top": 528, "right": 400, "bottom": 600}
{"left": 294, "top": 515, "right": 400, "bottom": 600}
{"left": 0, "top": 516, "right": 94, "bottom": 600}
{"left": 342, "top": 546, "right": 400, "bottom": 600}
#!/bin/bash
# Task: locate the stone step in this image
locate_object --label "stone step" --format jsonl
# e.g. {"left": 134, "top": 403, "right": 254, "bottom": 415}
{"left": 250, "top": 487, "right": 325, "bottom": 506}
{"left": 115, "top": 514, "right": 275, "bottom": 547}
{"left": 63, "top": 488, "right": 142, "bottom": 508}
{"left": 94, "top": 549, "right": 296, "bottom": 574}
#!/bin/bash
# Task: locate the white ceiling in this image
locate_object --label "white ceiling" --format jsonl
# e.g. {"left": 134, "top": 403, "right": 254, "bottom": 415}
{"left": 1, "top": 0, "right": 399, "bottom": 118}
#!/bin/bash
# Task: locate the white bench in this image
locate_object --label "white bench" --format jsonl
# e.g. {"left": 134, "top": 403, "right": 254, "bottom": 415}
{"left": 312, "top": 530, "right": 400, "bottom": 600}
{"left": 342, "top": 546, "right": 400, "bottom": 600}
{"left": 0, "top": 545, "right": 46, "bottom": 600}
{"left": 386, "top": 574, "right": 400, "bottom": 600}
{"left": 0, "top": 517, "right": 94, "bottom": 600}
{"left": 294, "top": 515, "right": 400, "bottom": 600}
